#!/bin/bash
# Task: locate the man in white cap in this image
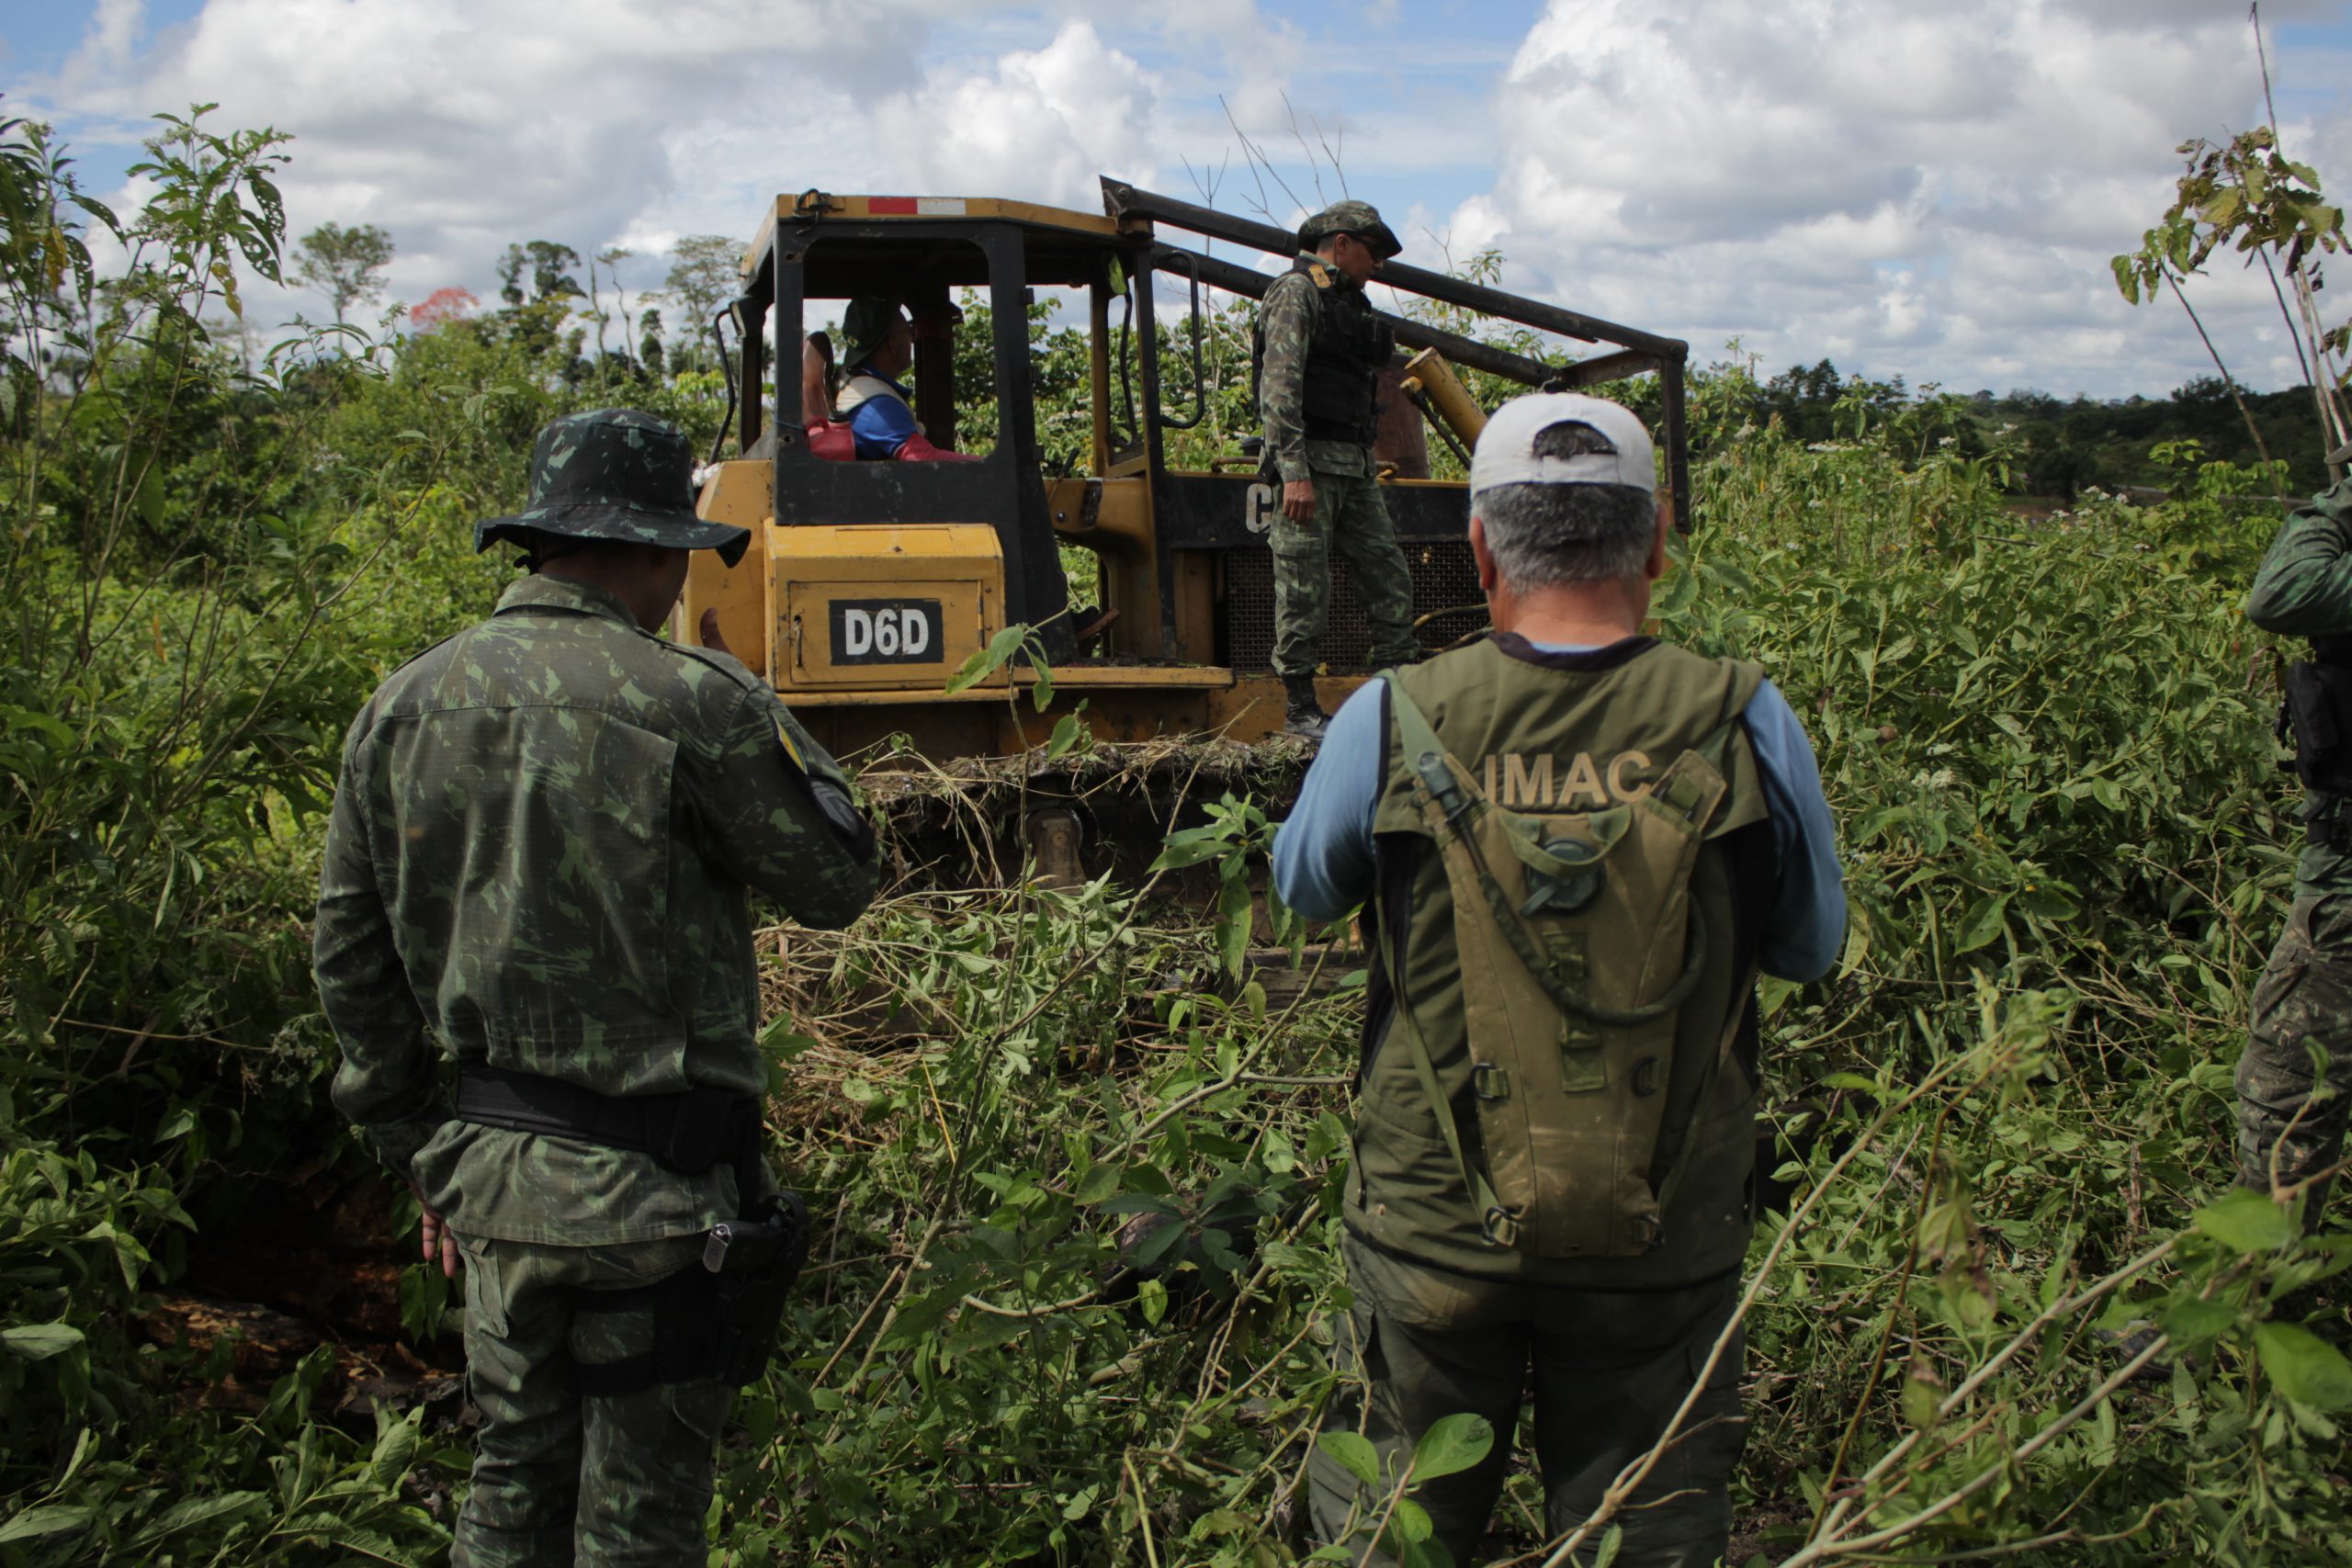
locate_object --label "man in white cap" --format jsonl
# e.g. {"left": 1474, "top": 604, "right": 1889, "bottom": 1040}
{"left": 1272, "top": 392, "right": 1844, "bottom": 1566}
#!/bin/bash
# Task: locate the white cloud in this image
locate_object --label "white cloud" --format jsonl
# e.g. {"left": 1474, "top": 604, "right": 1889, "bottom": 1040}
{"left": 15, "top": 0, "right": 2352, "bottom": 400}
{"left": 1453, "top": 0, "right": 2352, "bottom": 395}
{"left": 872, "top": 21, "right": 1163, "bottom": 207}
{"left": 24, "top": 0, "right": 965, "bottom": 319}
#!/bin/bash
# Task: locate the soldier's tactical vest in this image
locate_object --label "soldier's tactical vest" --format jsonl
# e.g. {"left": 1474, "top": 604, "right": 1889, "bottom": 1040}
{"left": 2281, "top": 633, "right": 2352, "bottom": 851}
{"left": 1353, "top": 634, "right": 1773, "bottom": 1288}
{"left": 1252, "top": 257, "right": 1396, "bottom": 449}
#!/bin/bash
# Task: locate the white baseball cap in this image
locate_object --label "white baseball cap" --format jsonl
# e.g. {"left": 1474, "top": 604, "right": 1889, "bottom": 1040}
{"left": 1469, "top": 392, "right": 1656, "bottom": 499}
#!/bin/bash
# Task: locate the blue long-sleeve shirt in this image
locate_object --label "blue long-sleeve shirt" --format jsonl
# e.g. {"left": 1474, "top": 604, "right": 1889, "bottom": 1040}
{"left": 841, "top": 365, "right": 919, "bottom": 459}
{"left": 1272, "top": 641, "right": 1847, "bottom": 982}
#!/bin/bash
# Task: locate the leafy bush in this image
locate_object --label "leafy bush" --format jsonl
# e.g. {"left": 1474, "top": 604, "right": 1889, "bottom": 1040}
{"left": 5, "top": 104, "right": 2349, "bottom": 1568}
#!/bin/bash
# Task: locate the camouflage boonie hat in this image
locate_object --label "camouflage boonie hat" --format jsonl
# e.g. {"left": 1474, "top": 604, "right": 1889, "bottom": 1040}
{"left": 839, "top": 297, "right": 909, "bottom": 369}
{"left": 474, "top": 409, "right": 750, "bottom": 568}
{"left": 1297, "top": 199, "right": 1400, "bottom": 260}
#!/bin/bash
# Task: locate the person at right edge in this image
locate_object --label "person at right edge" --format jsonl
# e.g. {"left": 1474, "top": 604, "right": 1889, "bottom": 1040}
{"left": 1272, "top": 392, "right": 1846, "bottom": 1567}
{"left": 1255, "top": 198, "right": 1422, "bottom": 739}
{"left": 2240, "top": 436, "right": 2352, "bottom": 1224}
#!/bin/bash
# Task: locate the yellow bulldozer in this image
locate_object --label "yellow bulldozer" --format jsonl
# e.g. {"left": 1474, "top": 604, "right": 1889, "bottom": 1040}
{"left": 676, "top": 180, "right": 1693, "bottom": 870}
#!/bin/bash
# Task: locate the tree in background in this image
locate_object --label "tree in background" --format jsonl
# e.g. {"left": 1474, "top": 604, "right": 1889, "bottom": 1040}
{"left": 589, "top": 245, "right": 631, "bottom": 359}
{"left": 664, "top": 233, "right": 739, "bottom": 366}
{"left": 639, "top": 306, "right": 665, "bottom": 378}
{"left": 293, "top": 220, "right": 394, "bottom": 324}
{"left": 495, "top": 240, "right": 583, "bottom": 308}
{"left": 2114, "top": 8, "right": 2346, "bottom": 487}
{"left": 410, "top": 285, "right": 478, "bottom": 333}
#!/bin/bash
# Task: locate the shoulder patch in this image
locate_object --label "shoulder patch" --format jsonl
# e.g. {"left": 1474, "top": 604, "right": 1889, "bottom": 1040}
{"left": 1307, "top": 261, "right": 1333, "bottom": 288}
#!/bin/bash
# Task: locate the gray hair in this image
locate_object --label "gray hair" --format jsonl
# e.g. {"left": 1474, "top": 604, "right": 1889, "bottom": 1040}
{"left": 1475, "top": 478, "right": 1656, "bottom": 590}
{"left": 1473, "top": 419, "right": 1657, "bottom": 589}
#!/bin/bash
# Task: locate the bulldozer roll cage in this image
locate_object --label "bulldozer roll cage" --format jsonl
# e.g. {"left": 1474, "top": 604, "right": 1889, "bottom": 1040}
{"left": 680, "top": 180, "right": 1691, "bottom": 761}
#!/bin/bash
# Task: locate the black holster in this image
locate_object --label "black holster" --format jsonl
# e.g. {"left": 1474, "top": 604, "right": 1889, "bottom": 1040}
{"left": 571, "top": 1191, "right": 810, "bottom": 1395}
{"left": 453, "top": 1065, "right": 808, "bottom": 1392}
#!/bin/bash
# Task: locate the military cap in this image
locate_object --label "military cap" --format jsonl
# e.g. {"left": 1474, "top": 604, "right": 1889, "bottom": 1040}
{"left": 1297, "top": 199, "right": 1401, "bottom": 261}
{"left": 839, "top": 297, "right": 910, "bottom": 370}
{"left": 474, "top": 408, "right": 750, "bottom": 568}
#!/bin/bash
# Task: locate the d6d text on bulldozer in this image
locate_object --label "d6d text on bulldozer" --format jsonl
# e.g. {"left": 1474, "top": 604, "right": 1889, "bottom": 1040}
{"left": 677, "top": 179, "right": 1695, "bottom": 880}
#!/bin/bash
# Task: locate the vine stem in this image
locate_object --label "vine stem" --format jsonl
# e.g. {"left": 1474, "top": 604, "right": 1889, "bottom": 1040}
{"left": 2162, "top": 268, "right": 2284, "bottom": 506}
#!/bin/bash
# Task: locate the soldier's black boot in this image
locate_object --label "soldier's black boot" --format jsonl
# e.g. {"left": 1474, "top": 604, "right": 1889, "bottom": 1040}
{"left": 1283, "top": 673, "right": 1328, "bottom": 742}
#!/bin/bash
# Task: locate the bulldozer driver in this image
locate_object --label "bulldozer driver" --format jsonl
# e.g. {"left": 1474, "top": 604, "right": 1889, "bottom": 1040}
{"left": 1254, "top": 199, "right": 1422, "bottom": 739}
{"left": 831, "top": 297, "right": 973, "bottom": 464}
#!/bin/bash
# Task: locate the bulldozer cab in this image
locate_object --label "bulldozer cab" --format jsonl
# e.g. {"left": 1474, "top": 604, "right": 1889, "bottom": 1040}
{"left": 681, "top": 182, "right": 1693, "bottom": 759}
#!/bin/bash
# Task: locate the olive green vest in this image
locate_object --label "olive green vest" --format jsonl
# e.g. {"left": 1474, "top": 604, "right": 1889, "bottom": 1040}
{"left": 1351, "top": 633, "right": 1771, "bottom": 1288}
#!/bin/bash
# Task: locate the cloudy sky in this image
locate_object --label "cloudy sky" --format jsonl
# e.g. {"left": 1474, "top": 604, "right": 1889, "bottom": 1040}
{"left": 6, "top": 0, "right": 2351, "bottom": 399}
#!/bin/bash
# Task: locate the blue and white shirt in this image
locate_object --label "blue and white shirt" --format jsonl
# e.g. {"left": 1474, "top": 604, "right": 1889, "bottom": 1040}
{"left": 1271, "top": 638, "right": 1847, "bottom": 982}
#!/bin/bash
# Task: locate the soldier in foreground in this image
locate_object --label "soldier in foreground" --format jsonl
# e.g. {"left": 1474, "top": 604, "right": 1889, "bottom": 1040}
{"left": 1255, "top": 198, "right": 1421, "bottom": 739}
{"left": 2240, "top": 439, "right": 2352, "bottom": 1221}
{"left": 313, "top": 409, "right": 879, "bottom": 1565}
{"left": 1272, "top": 393, "right": 1845, "bottom": 1566}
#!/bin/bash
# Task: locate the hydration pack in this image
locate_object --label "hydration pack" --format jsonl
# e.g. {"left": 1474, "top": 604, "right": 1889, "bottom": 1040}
{"left": 1379, "top": 671, "right": 1754, "bottom": 1258}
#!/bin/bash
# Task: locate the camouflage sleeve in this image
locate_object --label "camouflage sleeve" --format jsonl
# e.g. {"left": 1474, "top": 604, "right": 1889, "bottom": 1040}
{"left": 314, "top": 720, "right": 452, "bottom": 1182}
{"left": 687, "top": 682, "right": 881, "bottom": 930}
{"left": 1259, "top": 272, "right": 1317, "bottom": 485}
{"left": 2247, "top": 485, "right": 2352, "bottom": 636}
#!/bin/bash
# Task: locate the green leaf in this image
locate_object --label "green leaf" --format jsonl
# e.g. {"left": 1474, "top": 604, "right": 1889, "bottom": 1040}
{"left": 1317, "top": 1429, "right": 1382, "bottom": 1489}
{"left": 1150, "top": 825, "right": 1231, "bottom": 872}
{"left": 1952, "top": 893, "right": 2009, "bottom": 953}
{"left": 1593, "top": 1525, "right": 1624, "bottom": 1568}
{"left": 2194, "top": 1188, "right": 2294, "bottom": 1254}
{"left": 1409, "top": 1412, "right": 1494, "bottom": 1483}
{"left": 1045, "top": 710, "right": 1087, "bottom": 760}
{"left": 1137, "top": 1277, "right": 1168, "bottom": 1327}
{"left": 132, "top": 1492, "right": 266, "bottom": 1545}
{"left": 2162, "top": 1297, "right": 2237, "bottom": 1347}
{"left": 0, "top": 1506, "right": 93, "bottom": 1544}
{"left": 944, "top": 623, "right": 1026, "bottom": 694}
{"left": 134, "top": 465, "right": 165, "bottom": 525}
{"left": 2256, "top": 1321, "right": 2352, "bottom": 1410}
{"left": 368, "top": 1407, "right": 421, "bottom": 1492}
{"left": 1390, "top": 1496, "right": 1433, "bottom": 1544}
{"left": 1125, "top": 1216, "right": 1188, "bottom": 1272}
{"left": 2016, "top": 883, "right": 2080, "bottom": 921}
{"left": 1030, "top": 643, "right": 1056, "bottom": 711}
{"left": 1, "top": 1322, "right": 85, "bottom": 1360}
{"left": 1071, "top": 1163, "right": 1119, "bottom": 1204}
{"left": 1216, "top": 868, "right": 1250, "bottom": 981}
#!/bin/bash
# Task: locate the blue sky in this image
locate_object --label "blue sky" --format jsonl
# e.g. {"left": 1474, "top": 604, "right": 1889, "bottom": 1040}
{"left": 9, "top": 0, "right": 2352, "bottom": 400}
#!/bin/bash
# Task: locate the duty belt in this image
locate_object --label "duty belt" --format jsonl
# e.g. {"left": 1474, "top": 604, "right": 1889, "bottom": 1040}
{"left": 453, "top": 1063, "right": 760, "bottom": 1177}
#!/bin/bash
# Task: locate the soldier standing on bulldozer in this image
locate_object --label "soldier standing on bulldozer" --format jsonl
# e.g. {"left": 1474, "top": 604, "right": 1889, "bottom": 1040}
{"left": 1272, "top": 392, "right": 1845, "bottom": 1566}
{"left": 2239, "top": 436, "right": 2352, "bottom": 1224}
{"left": 1255, "top": 198, "right": 1422, "bottom": 739}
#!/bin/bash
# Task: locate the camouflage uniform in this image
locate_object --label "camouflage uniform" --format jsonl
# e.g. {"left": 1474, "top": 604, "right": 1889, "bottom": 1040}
{"left": 2240, "top": 478, "right": 2352, "bottom": 1216}
{"left": 315, "top": 410, "right": 879, "bottom": 1566}
{"left": 1258, "top": 201, "right": 1419, "bottom": 680}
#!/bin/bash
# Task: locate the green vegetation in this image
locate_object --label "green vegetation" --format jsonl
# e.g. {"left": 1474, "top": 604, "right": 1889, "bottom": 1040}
{"left": 6, "top": 107, "right": 2352, "bottom": 1566}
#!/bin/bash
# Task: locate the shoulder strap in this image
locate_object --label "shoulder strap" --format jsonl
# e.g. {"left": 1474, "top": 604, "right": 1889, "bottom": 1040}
{"left": 1375, "top": 671, "right": 1506, "bottom": 1234}
{"left": 1382, "top": 671, "right": 1477, "bottom": 831}
{"left": 1384, "top": 671, "right": 1713, "bottom": 1027}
